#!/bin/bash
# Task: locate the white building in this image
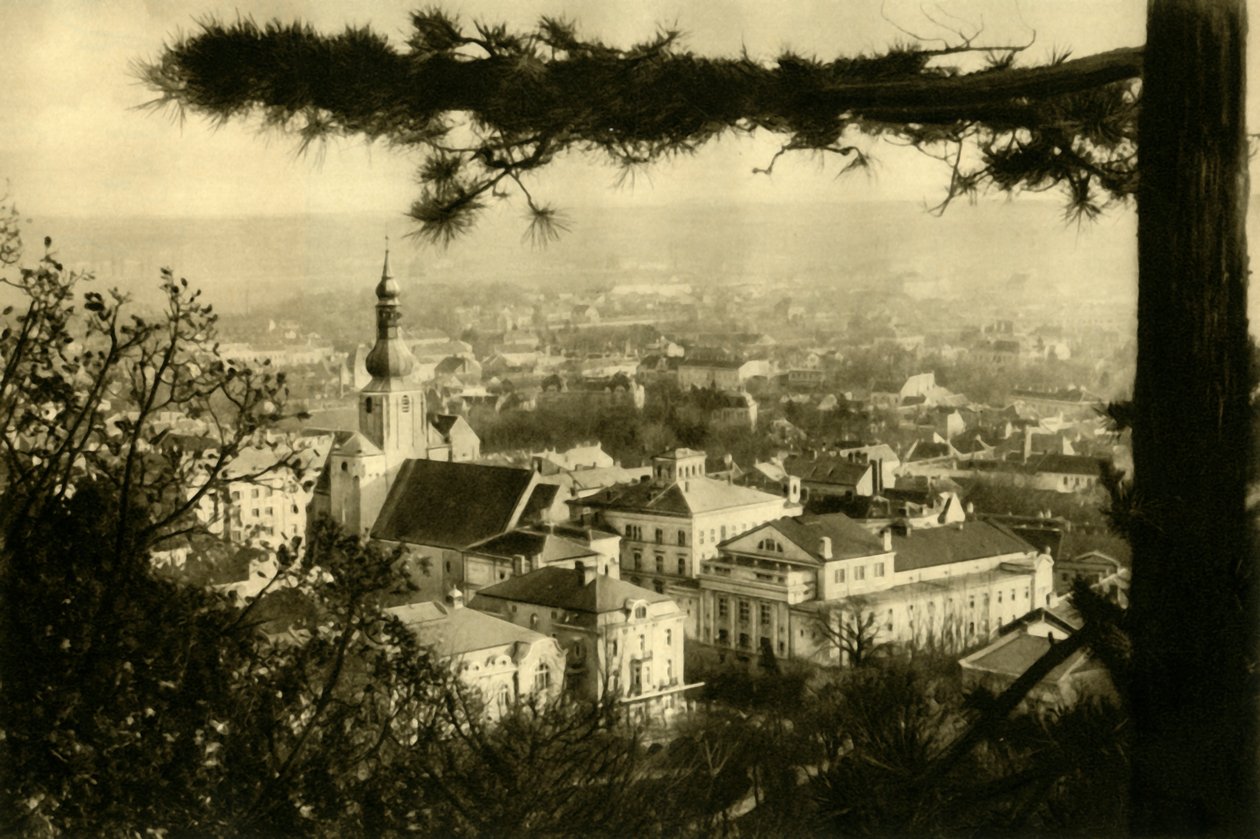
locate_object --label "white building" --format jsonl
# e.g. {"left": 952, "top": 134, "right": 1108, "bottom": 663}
{"left": 388, "top": 594, "right": 565, "bottom": 719}
{"left": 572, "top": 448, "right": 802, "bottom": 636}
{"left": 472, "top": 564, "right": 697, "bottom": 720}
{"left": 699, "top": 514, "right": 1054, "bottom": 665}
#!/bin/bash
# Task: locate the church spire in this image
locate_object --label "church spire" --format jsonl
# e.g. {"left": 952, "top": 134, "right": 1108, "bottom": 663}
{"left": 364, "top": 240, "right": 414, "bottom": 380}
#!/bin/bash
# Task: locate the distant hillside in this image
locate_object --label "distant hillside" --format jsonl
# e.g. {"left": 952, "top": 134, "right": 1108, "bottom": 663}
{"left": 19, "top": 199, "right": 1140, "bottom": 314}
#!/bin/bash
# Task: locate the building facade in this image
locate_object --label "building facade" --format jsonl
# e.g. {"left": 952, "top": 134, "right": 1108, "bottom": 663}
{"left": 472, "top": 565, "right": 695, "bottom": 720}
{"left": 571, "top": 448, "right": 803, "bottom": 636}
{"left": 698, "top": 515, "right": 1054, "bottom": 665}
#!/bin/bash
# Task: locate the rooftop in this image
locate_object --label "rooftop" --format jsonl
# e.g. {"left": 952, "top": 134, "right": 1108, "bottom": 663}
{"left": 372, "top": 460, "right": 536, "bottom": 548}
{"left": 473, "top": 566, "right": 673, "bottom": 614}
{"left": 891, "top": 521, "right": 1035, "bottom": 573}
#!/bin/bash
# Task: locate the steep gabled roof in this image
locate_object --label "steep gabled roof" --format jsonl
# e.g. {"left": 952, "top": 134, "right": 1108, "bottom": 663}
{"left": 372, "top": 460, "right": 535, "bottom": 548}
{"left": 473, "top": 566, "right": 672, "bottom": 614}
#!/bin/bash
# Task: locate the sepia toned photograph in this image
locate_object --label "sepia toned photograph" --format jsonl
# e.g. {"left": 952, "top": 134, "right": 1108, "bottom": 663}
{"left": 0, "top": 1, "right": 1254, "bottom": 835}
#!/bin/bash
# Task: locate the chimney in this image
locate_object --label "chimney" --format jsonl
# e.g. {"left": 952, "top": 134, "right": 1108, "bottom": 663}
{"left": 882, "top": 528, "right": 893, "bottom": 552}
{"left": 446, "top": 586, "right": 465, "bottom": 609}
{"left": 575, "top": 560, "right": 597, "bottom": 586}
{"left": 786, "top": 476, "right": 802, "bottom": 504}
{"left": 819, "top": 536, "right": 833, "bottom": 560}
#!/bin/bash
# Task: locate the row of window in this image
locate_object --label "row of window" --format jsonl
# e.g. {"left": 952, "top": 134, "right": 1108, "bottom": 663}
{"left": 631, "top": 551, "right": 688, "bottom": 576}
{"left": 832, "top": 561, "right": 885, "bottom": 584}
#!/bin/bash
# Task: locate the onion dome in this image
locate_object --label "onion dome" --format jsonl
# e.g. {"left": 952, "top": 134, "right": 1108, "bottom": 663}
{"left": 364, "top": 245, "right": 416, "bottom": 380}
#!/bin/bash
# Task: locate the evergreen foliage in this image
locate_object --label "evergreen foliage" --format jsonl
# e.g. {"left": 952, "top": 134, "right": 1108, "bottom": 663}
{"left": 139, "top": 12, "right": 1140, "bottom": 242}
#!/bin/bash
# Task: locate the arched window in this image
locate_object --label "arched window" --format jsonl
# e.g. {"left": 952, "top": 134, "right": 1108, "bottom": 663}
{"left": 533, "top": 661, "right": 551, "bottom": 692}
{"left": 634, "top": 605, "right": 647, "bottom": 619}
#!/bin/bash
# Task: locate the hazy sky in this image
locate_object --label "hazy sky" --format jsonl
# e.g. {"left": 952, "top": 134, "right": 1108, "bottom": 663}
{"left": 0, "top": 0, "right": 1179, "bottom": 220}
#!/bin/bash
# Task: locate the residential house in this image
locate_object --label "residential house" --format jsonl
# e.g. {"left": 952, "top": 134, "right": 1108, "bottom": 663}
{"left": 388, "top": 594, "right": 565, "bottom": 719}
{"left": 472, "top": 564, "right": 696, "bottom": 719}
{"left": 677, "top": 358, "right": 762, "bottom": 391}
{"left": 784, "top": 453, "right": 877, "bottom": 502}
{"left": 959, "top": 594, "right": 1118, "bottom": 709}
{"left": 1054, "top": 550, "right": 1125, "bottom": 595}
{"left": 462, "top": 524, "right": 619, "bottom": 596}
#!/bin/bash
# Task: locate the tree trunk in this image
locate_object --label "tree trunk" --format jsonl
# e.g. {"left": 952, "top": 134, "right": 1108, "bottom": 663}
{"left": 1131, "top": 0, "right": 1255, "bottom": 833}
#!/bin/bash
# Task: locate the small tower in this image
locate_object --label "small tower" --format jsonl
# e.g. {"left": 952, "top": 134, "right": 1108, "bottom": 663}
{"left": 358, "top": 244, "right": 427, "bottom": 481}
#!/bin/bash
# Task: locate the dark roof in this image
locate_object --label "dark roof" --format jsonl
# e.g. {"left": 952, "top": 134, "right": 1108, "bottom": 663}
{"left": 473, "top": 566, "right": 672, "bottom": 613}
{"left": 783, "top": 454, "right": 871, "bottom": 486}
{"left": 578, "top": 476, "right": 785, "bottom": 516}
{"left": 963, "top": 633, "right": 1091, "bottom": 682}
{"left": 892, "top": 521, "right": 1034, "bottom": 573}
{"left": 428, "top": 413, "right": 461, "bottom": 436}
{"left": 906, "top": 441, "right": 954, "bottom": 461}
{"left": 519, "top": 483, "right": 559, "bottom": 523}
{"left": 680, "top": 358, "right": 747, "bottom": 369}
{"left": 465, "top": 528, "right": 596, "bottom": 564}
{"left": 727, "top": 513, "right": 885, "bottom": 562}
{"left": 1031, "top": 453, "right": 1108, "bottom": 476}
{"left": 372, "top": 460, "right": 535, "bottom": 548}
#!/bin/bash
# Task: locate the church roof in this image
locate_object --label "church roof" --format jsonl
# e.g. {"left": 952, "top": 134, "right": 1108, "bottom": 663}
{"left": 372, "top": 460, "right": 536, "bottom": 549}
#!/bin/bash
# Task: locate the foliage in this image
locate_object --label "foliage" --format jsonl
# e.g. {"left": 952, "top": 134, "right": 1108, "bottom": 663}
{"left": 139, "top": 12, "right": 1141, "bottom": 242}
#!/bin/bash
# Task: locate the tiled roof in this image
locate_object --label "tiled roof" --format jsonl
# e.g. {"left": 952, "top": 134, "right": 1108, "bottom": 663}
{"left": 388, "top": 601, "right": 547, "bottom": 657}
{"left": 1031, "top": 453, "right": 1108, "bottom": 476}
{"left": 906, "top": 440, "right": 954, "bottom": 461}
{"left": 579, "top": 475, "right": 787, "bottom": 516}
{"left": 465, "top": 528, "right": 598, "bottom": 564}
{"left": 783, "top": 455, "right": 870, "bottom": 486}
{"left": 473, "top": 566, "right": 673, "bottom": 614}
{"left": 962, "top": 632, "right": 1090, "bottom": 682}
{"left": 519, "top": 483, "right": 559, "bottom": 523}
{"left": 372, "top": 460, "right": 535, "bottom": 548}
{"left": 731, "top": 513, "right": 886, "bottom": 562}
{"left": 892, "top": 521, "right": 1034, "bottom": 573}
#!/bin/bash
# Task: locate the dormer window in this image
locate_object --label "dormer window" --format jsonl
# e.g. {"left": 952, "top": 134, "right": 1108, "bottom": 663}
{"left": 634, "top": 605, "right": 647, "bottom": 619}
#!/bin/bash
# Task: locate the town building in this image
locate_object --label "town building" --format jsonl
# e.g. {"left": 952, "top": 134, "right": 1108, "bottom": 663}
{"left": 471, "top": 565, "right": 696, "bottom": 719}
{"left": 959, "top": 593, "right": 1119, "bottom": 709}
{"left": 370, "top": 459, "right": 562, "bottom": 600}
{"left": 698, "top": 515, "right": 1053, "bottom": 665}
{"left": 571, "top": 448, "right": 803, "bottom": 635}
{"left": 387, "top": 593, "right": 565, "bottom": 719}
{"left": 463, "top": 524, "right": 619, "bottom": 596}
{"left": 310, "top": 249, "right": 482, "bottom": 537}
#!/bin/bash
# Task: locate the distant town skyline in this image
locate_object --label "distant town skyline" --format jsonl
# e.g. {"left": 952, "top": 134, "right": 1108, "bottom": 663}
{"left": 1, "top": 0, "right": 1171, "bottom": 222}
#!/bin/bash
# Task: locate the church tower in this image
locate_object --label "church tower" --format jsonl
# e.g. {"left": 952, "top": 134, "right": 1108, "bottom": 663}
{"left": 358, "top": 245, "right": 427, "bottom": 481}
